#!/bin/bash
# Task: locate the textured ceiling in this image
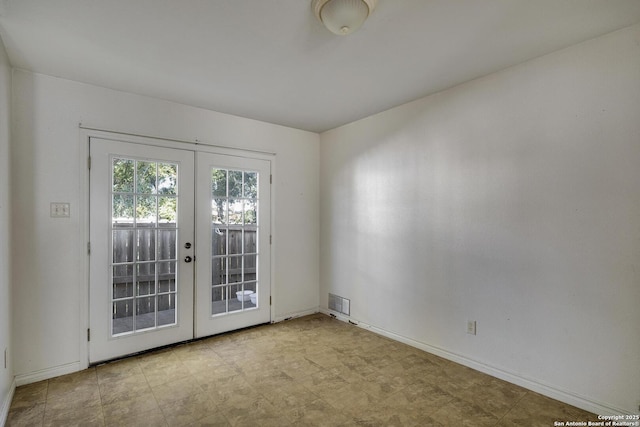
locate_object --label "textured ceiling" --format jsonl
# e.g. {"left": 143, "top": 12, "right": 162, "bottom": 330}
{"left": 1, "top": 0, "right": 639, "bottom": 133}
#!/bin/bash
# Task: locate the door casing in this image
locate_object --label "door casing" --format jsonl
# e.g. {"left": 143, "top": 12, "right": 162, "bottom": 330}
{"left": 80, "top": 128, "right": 276, "bottom": 367}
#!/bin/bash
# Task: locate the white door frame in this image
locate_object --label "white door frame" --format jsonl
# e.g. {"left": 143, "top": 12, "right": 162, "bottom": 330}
{"left": 78, "top": 127, "right": 276, "bottom": 368}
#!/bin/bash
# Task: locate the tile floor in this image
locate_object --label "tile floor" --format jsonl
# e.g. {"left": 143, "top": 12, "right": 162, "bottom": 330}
{"left": 6, "top": 313, "right": 600, "bottom": 426}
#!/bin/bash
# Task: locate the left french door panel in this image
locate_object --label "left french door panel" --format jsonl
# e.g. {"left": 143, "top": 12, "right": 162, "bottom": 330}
{"left": 89, "top": 138, "right": 195, "bottom": 363}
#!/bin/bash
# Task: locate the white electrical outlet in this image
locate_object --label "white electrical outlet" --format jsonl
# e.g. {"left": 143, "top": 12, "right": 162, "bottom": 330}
{"left": 467, "top": 320, "right": 477, "bottom": 335}
{"left": 50, "top": 202, "right": 70, "bottom": 218}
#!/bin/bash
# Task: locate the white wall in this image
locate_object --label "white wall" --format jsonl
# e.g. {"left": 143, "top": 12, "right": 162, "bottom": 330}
{"left": 11, "top": 70, "right": 320, "bottom": 378}
{"left": 320, "top": 24, "right": 640, "bottom": 414}
{"left": 0, "top": 34, "right": 13, "bottom": 424}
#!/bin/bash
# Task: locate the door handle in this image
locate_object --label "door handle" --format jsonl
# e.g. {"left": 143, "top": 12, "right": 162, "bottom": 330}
{"left": 184, "top": 256, "right": 192, "bottom": 263}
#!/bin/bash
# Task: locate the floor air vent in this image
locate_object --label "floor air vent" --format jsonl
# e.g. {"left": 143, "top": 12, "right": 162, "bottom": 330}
{"left": 328, "top": 293, "right": 350, "bottom": 316}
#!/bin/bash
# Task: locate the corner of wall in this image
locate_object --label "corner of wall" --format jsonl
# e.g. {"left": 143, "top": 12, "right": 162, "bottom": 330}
{"left": 0, "top": 378, "right": 16, "bottom": 426}
{"left": 317, "top": 24, "right": 640, "bottom": 414}
{"left": 0, "top": 30, "right": 14, "bottom": 424}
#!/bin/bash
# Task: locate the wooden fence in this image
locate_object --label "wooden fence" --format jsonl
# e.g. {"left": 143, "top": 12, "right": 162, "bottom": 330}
{"left": 112, "top": 222, "right": 257, "bottom": 319}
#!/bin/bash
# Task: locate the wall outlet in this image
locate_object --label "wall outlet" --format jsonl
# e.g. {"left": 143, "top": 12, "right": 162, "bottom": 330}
{"left": 467, "top": 320, "right": 477, "bottom": 335}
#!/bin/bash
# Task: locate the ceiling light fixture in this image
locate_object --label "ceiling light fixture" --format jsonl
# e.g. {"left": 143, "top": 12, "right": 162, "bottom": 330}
{"left": 312, "top": 0, "right": 377, "bottom": 36}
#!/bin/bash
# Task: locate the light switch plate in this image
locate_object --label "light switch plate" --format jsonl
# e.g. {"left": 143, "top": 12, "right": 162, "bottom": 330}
{"left": 467, "top": 320, "right": 477, "bottom": 335}
{"left": 50, "top": 202, "right": 70, "bottom": 218}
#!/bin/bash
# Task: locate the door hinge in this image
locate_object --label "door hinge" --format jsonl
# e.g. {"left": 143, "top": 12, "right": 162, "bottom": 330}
{"left": 270, "top": 174, "right": 272, "bottom": 184}
{"left": 269, "top": 235, "right": 272, "bottom": 245}
{"left": 88, "top": 156, "right": 91, "bottom": 170}
{"left": 270, "top": 296, "right": 272, "bottom": 306}
{"left": 87, "top": 328, "right": 90, "bottom": 341}
{"left": 87, "top": 242, "right": 91, "bottom": 255}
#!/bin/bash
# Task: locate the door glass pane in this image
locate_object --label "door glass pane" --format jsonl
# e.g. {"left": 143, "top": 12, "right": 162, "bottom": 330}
{"left": 228, "top": 171, "right": 242, "bottom": 197}
{"left": 113, "top": 300, "right": 134, "bottom": 334}
{"left": 228, "top": 199, "right": 242, "bottom": 224}
{"left": 137, "top": 161, "right": 157, "bottom": 194}
{"left": 244, "top": 200, "right": 257, "bottom": 225}
{"left": 158, "top": 196, "right": 177, "bottom": 225}
{"left": 113, "top": 265, "right": 134, "bottom": 298}
{"left": 113, "top": 230, "right": 134, "bottom": 263}
{"left": 212, "top": 199, "right": 228, "bottom": 224}
{"left": 136, "top": 195, "right": 157, "bottom": 225}
{"left": 136, "top": 263, "right": 155, "bottom": 296}
{"left": 244, "top": 255, "right": 257, "bottom": 281}
{"left": 244, "top": 172, "right": 257, "bottom": 198}
{"left": 110, "top": 157, "right": 179, "bottom": 336}
{"left": 244, "top": 230, "right": 256, "bottom": 254}
{"left": 157, "top": 163, "right": 177, "bottom": 195}
{"left": 136, "top": 229, "right": 156, "bottom": 261}
{"left": 158, "top": 230, "right": 176, "bottom": 260}
{"left": 245, "top": 283, "right": 257, "bottom": 308}
{"left": 228, "top": 229, "right": 242, "bottom": 255}
{"left": 113, "top": 195, "right": 134, "bottom": 224}
{"left": 212, "top": 227, "right": 227, "bottom": 256}
{"left": 212, "top": 170, "right": 227, "bottom": 197}
{"left": 113, "top": 158, "right": 135, "bottom": 193}
{"left": 212, "top": 258, "right": 226, "bottom": 286}
{"left": 157, "top": 261, "right": 176, "bottom": 293}
{"left": 228, "top": 256, "right": 241, "bottom": 284}
{"left": 136, "top": 296, "right": 156, "bottom": 330}
{"left": 210, "top": 167, "right": 260, "bottom": 316}
{"left": 229, "top": 283, "right": 243, "bottom": 313}
{"left": 158, "top": 261, "right": 176, "bottom": 292}
{"left": 211, "top": 286, "right": 227, "bottom": 315}
{"left": 157, "top": 294, "right": 176, "bottom": 327}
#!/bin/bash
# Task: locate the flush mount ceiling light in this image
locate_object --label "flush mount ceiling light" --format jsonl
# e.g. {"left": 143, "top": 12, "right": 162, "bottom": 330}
{"left": 312, "top": 0, "right": 377, "bottom": 35}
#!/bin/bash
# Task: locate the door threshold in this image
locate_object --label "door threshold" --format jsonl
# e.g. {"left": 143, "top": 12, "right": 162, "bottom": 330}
{"left": 90, "top": 321, "right": 271, "bottom": 367}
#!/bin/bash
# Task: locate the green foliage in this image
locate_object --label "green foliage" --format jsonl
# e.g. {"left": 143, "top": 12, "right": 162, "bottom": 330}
{"left": 112, "top": 158, "right": 177, "bottom": 222}
{"left": 111, "top": 159, "right": 258, "bottom": 225}
{"left": 211, "top": 169, "right": 258, "bottom": 225}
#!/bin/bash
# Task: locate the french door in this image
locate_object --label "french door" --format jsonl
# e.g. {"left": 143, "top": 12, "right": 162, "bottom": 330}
{"left": 89, "top": 137, "right": 271, "bottom": 363}
{"left": 195, "top": 153, "right": 271, "bottom": 337}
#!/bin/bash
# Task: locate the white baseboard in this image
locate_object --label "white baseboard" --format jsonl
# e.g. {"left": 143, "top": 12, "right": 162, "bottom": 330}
{"left": 1, "top": 378, "right": 16, "bottom": 427}
{"left": 319, "top": 308, "right": 630, "bottom": 416}
{"left": 11, "top": 312, "right": 321, "bottom": 389}
{"left": 15, "top": 362, "right": 82, "bottom": 387}
{"left": 12, "top": 310, "right": 629, "bottom": 416}
{"left": 272, "top": 308, "right": 319, "bottom": 324}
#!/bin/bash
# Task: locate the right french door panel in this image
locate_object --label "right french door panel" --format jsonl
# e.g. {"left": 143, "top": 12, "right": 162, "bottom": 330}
{"left": 194, "top": 152, "right": 271, "bottom": 337}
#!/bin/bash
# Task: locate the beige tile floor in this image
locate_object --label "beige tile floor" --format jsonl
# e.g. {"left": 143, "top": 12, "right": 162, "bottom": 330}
{"left": 6, "top": 313, "right": 600, "bottom": 426}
